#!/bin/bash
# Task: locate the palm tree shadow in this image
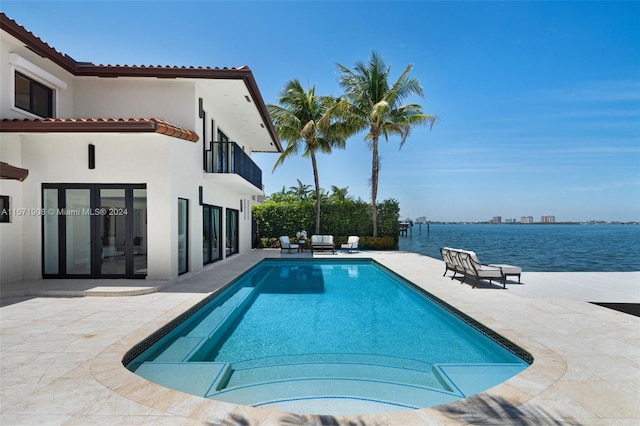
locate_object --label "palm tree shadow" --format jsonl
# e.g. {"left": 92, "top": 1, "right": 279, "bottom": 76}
{"left": 220, "top": 395, "right": 585, "bottom": 425}
{"left": 222, "top": 412, "right": 370, "bottom": 426}
{"left": 432, "top": 394, "right": 585, "bottom": 425}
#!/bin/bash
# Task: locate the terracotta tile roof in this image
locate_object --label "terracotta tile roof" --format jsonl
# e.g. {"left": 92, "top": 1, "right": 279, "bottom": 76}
{"left": 0, "top": 13, "right": 249, "bottom": 77}
{"left": 0, "top": 12, "right": 281, "bottom": 151}
{"left": 0, "top": 118, "right": 199, "bottom": 142}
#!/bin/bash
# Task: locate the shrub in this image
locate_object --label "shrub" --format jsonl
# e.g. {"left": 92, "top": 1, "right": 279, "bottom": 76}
{"left": 253, "top": 198, "right": 400, "bottom": 249}
{"left": 359, "top": 236, "right": 397, "bottom": 250}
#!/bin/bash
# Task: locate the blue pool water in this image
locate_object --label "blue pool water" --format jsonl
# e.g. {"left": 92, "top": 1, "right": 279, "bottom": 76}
{"left": 125, "top": 259, "right": 530, "bottom": 415}
{"left": 399, "top": 223, "right": 640, "bottom": 272}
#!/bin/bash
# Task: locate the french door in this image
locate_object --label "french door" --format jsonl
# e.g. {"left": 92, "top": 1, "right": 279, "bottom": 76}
{"left": 42, "top": 184, "right": 147, "bottom": 278}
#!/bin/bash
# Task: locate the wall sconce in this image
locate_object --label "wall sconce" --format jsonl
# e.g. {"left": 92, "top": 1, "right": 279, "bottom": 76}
{"left": 88, "top": 144, "right": 95, "bottom": 169}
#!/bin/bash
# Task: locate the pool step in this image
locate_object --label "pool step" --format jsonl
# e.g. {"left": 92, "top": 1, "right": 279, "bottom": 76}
{"left": 153, "top": 337, "right": 204, "bottom": 362}
{"left": 135, "top": 362, "right": 231, "bottom": 396}
{"left": 150, "top": 286, "right": 256, "bottom": 362}
{"left": 209, "top": 377, "right": 463, "bottom": 415}
{"left": 228, "top": 361, "right": 442, "bottom": 389}
{"left": 232, "top": 352, "right": 434, "bottom": 371}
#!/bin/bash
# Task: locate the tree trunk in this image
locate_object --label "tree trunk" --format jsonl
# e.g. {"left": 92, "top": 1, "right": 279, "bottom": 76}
{"left": 371, "top": 135, "right": 379, "bottom": 237}
{"left": 311, "top": 150, "right": 321, "bottom": 235}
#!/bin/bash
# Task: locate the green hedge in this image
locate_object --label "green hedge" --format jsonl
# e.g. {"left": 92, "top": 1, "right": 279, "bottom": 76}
{"left": 257, "top": 235, "right": 397, "bottom": 250}
{"left": 253, "top": 198, "right": 400, "bottom": 250}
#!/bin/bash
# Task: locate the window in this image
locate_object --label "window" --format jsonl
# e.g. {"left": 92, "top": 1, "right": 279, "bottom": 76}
{"left": 0, "top": 196, "right": 10, "bottom": 223}
{"left": 15, "top": 71, "right": 53, "bottom": 118}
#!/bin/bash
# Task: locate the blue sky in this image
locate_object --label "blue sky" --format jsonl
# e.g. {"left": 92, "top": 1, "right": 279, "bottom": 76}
{"left": 3, "top": 1, "right": 639, "bottom": 222}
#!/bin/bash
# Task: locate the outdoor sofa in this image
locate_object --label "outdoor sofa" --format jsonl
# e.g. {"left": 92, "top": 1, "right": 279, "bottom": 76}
{"left": 311, "top": 235, "right": 335, "bottom": 253}
{"left": 440, "top": 247, "right": 514, "bottom": 288}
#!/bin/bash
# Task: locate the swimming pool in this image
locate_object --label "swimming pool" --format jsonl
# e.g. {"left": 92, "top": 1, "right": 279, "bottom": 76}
{"left": 124, "top": 259, "right": 531, "bottom": 415}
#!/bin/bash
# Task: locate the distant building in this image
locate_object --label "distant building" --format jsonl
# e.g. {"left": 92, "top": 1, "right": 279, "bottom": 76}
{"left": 491, "top": 216, "right": 502, "bottom": 224}
{"left": 541, "top": 215, "right": 556, "bottom": 223}
{"left": 521, "top": 216, "right": 534, "bottom": 224}
{"left": 415, "top": 216, "right": 427, "bottom": 224}
{"left": 505, "top": 218, "right": 516, "bottom": 223}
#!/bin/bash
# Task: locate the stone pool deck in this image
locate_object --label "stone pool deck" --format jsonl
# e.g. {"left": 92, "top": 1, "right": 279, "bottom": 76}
{"left": 1, "top": 249, "right": 638, "bottom": 425}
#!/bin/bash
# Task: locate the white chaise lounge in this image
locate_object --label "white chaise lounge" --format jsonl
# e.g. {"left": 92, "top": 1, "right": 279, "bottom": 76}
{"left": 440, "top": 247, "right": 514, "bottom": 288}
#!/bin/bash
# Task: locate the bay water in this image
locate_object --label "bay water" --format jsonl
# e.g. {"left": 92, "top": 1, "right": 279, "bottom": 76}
{"left": 398, "top": 224, "right": 640, "bottom": 272}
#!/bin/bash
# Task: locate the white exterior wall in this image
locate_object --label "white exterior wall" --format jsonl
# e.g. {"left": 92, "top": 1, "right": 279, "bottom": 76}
{"left": 1, "top": 21, "right": 274, "bottom": 283}
{"left": 0, "top": 134, "right": 24, "bottom": 282}
{"left": 74, "top": 78, "right": 195, "bottom": 130}
{"left": 13, "top": 133, "right": 176, "bottom": 280}
{"left": 0, "top": 128, "right": 260, "bottom": 283}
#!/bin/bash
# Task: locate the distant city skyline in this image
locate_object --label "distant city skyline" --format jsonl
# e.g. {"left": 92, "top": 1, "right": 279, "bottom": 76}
{"left": 2, "top": 1, "right": 638, "bottom": 222}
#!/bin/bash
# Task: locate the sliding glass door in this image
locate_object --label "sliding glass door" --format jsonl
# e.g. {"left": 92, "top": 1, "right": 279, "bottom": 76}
{"left": 226, "top": 208, "right": 238, "bottom": 257}
{"left": 178, "top": 198, "right": 188, "bottom": 275}
{"left": 203, "top": 204, "right": 221, "bottom": 264}
{"left": 42, "top": 184, "right": 146, "bottom": 278}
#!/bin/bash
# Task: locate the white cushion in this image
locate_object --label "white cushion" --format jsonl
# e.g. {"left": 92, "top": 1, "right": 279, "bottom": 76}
{"left": 489, "top": 264, "right": 522, "bottom": 274}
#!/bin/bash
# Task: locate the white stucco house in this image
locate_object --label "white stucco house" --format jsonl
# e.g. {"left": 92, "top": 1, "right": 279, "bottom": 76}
{"left": 0, "top": 13, "right": 282, "bottom": 283}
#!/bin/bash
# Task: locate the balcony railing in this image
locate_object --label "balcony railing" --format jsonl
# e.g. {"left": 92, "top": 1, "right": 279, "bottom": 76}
{"left": 204, "top": 141, "right": 262, "bottom": 190}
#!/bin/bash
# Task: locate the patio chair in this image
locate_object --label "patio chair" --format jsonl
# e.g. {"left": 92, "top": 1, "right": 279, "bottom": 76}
{"left": 279, "top": 236, "right": 299, "bottom": 254}
{"left": 341, "top": 236, "right": 360, "bottom": 253}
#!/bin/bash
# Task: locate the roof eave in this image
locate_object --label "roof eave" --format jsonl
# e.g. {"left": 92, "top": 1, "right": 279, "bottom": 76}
{"left": 0, "top": 161, "right": 29, "bottom": 181}
{"left": 0, "top": 118, "right": 200, "bottom": 142}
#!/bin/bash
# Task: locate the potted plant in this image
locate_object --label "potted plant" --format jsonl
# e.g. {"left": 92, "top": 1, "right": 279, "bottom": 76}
{"left": 296, "top": 230, "right": 307, "bottom": 247}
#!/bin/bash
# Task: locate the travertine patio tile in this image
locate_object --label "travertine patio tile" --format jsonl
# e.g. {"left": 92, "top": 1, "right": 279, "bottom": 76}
{"left": 21, "top": 377, "right": 110, "bottom": 415}
{"left": 509, "top": 392, "right": 598, "bottom": 422}
{"left": 186, "top": 397, "right": 237, "bottom": 423}
{"left": 0, "top": 414, "right": 71, "bottom": 425}
{"left": 548, "top": 380, "right": 640, "bottom": 418}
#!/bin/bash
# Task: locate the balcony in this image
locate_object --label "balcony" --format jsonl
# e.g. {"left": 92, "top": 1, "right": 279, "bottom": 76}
{"left": 204, "top": 141, "right": 262, "bottom": 190}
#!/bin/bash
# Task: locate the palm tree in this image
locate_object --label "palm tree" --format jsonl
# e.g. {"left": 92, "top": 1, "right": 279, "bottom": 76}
{"left": 335, "top": 51, "right": 437, "bottom": 236}
{"left": 268, "top": 79, "right": 346, "bottom": 234}
{"left": 330, "top": 185, "right": 350, "bottom": 202}
{"left": 289, "top": 179, "right": 312, "bottom": 202}
{"left": 267, "top": 186, "right": 293, "bottom": 203}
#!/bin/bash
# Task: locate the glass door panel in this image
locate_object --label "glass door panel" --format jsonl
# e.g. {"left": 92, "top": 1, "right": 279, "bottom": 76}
{"left": 178, "top": 199, "right": 188, "bottom": 274}
{"left": 203, "top": 205, "right": 222, "bottom": 265}
{"left": 226, "top": 208, "right": 238, "bottom": 256}
{"left": 203, "top": 206, "right": 211, "bottom": 264}
{"left": 99, "top": 188, "right": 126, "bottom": 275}
{"left": 211, "top": 206, "right": 221, "bottom": 261}
{"left": 65, "top": 189, "right": 91, "bottom": 275}
{"left": 43, "top": 189, "right": 59, "bottom": 274}
{"left": 132, "top": 189, "right": 147, "bottom": 275}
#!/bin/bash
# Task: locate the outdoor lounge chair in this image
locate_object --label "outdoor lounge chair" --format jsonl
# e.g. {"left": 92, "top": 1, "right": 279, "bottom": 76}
{"left": 440, "top": 247, "right": 507, "bottom": 288}
{"left": 279, "top": 236, "right": 299, "bottom": 254}
{"left": 340, "top": 236, "right": 360, "bottom": 253}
